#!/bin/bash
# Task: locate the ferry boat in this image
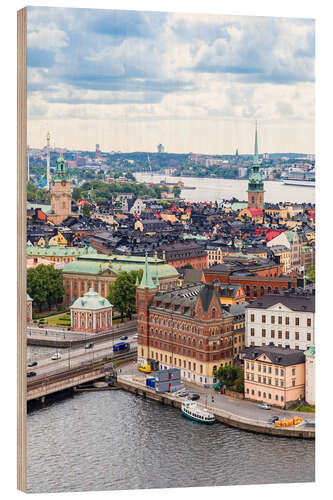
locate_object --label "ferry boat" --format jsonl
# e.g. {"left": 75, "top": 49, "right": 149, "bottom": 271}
{"left": 283, "top": 179, "right": 315, "bottom": 188}
{"left": 181, "top": 400, "right": 215, "bottom": 424}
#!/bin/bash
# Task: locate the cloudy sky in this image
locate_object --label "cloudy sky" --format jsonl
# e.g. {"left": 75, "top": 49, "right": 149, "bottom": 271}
{"left": 27, "top": 7, "right": 315, "bottom": 154}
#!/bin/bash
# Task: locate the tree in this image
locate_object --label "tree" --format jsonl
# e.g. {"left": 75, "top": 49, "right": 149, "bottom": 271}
{"left": 214, "top": 365, "right": 244, "bottom": 392}
{"left": 173, "top": 185, "right": 181, "bottom": 198}
{"left": 183, "top": 263, "right": 193, "bottom": 269}
{"left": 107, "top": 270, "right": 143, "bottom": 320}
{"left": 72, "top": 187, "right": 81, "bottom": 202}
{"left": 27, "top": 264, "right": 65, "bottom": 311}
{"left": 82, "top": 203, "right": 91, "bottom": 217}
{"left": 306, "top": 265, "right": 315, "bottom": 283}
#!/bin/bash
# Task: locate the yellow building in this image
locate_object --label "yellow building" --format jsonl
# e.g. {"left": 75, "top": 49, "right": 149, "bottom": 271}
{"left": 243, "top": 345, "right": 305, "bottom": 409}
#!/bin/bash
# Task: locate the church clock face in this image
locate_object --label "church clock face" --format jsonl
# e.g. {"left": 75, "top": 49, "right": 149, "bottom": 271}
{"left": 61, "top": 180, "right": 67, "bottom": 187}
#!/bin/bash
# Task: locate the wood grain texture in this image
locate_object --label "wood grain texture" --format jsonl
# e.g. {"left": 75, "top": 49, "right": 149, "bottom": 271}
{"left": 17, "top": 7, "right": 27, "bottom": 492}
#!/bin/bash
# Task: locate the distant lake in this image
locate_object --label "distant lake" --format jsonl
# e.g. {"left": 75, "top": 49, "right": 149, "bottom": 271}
{"left": 134, "top": 172, "right": 315, "bottom": 204}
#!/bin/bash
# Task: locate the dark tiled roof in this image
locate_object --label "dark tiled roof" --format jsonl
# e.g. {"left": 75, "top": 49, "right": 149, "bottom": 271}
{"left": 246, "top": 293, "right": 315, "bottom": 312}
{"left": 242, "top": 345, "right": 305, "bottom": 366}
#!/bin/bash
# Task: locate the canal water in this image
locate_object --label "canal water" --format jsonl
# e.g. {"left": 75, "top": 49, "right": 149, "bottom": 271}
{"left": 27, "top": 387, "right": 315, "bottom": 493}
{"left": 134, "top": 173, "right": 315, "bottom": 204}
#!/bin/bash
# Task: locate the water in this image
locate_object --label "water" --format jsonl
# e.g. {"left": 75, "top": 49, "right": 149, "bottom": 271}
{"left": 27, "top": 389, "right": 315, "bottom": 493}
{"left": 134, "top": 173, "right": 315, "bottom": 204}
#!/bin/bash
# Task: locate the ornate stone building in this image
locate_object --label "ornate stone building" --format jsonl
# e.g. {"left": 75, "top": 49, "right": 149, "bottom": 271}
{"left": 70, "top": 288, "right": 113, "bottom": 333}
{"left": 49, "top": 154, "right": 72, "bottom": 225}
{"left": 137, "top": 256, "right": 235, "bottom": 386}
{"left": 248, "top": 123, "right": 265, "bottom": 209}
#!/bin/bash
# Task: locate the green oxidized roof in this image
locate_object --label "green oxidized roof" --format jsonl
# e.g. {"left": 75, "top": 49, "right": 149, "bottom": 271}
{"left": 63, "top": 254, "right": 179, "bottom": 278}
{"left": 27, "top": 245, "right": 98, "bottom": 258}
{"left": 53, "top": 154, "right": 70, "bottom": 181}
{"left": 304, "top": 345, "right": 315, "bottom": 357}
{"left": 138, "top": 253, "right": 156, "bottom": 289}
{"left": 232, "top": 202, "right": 248, "bottom": 211}
{"left": 70, "top": 288, "right": 112, "bottom": 310}
{"left": 27, "top": 202, "right": 53, "bottom": 214}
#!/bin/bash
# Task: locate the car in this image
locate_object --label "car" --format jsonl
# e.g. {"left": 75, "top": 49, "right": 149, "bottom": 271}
{"left": 138, "top": 363, "right": 151, "bottom": 373}
{"left": 268, "top": 416, "right": 279, "bottom": 424}
{"left": 176, "top": 390, "right": 189, "bottom": 398}
{"left": 27, "top": 371, "right": 36, "bottom": 377}
{"left": 84, "top": 343, "right": 94, "bottom": 349}
{"left": 51, "top": 353, "right": 61, "bottom": 360}
{"left": 258, "top": 403, "right": 271, "bottom": 410}
{"left": 27, "top": 361, "right": 38, "bottom": 367}
{"left": 189, "top": 393, "right": 200, "bottom": 401}
{"left": 120, "top": 336, "right": 128, "bottom": 340}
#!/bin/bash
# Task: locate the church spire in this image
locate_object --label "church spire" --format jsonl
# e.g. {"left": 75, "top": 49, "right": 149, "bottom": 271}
{"left": 138, "top": 252, "right": 156, "bottom": 289}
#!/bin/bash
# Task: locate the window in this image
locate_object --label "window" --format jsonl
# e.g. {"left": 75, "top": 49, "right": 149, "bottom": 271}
{"left": 268, "top": 378, "right": 272, "bottom": 385}
{"left": 262, "top": 315, "right": 266, "bottom": 323}
{"left": 258, "top": 364, "right": 261, "bottom": 372}
{"left": 263, "top": 377, "right": 266, "bottom": 384}
{"left": 307, "top": 333, "right": 311, "bottom": 341}
{"left": 285, "top": 331, "right": 289, "bottom": 340}
{"left": 280, "top": 369, "right": 284, "bottom": 376}
{"left": 278, "top": 316, "right": 282, "bottom": 325}
{"left": 263, "top": 392, "right": 266, "bottom": 398}
{"left": 258, "top": 391, "right": 261, "bottom": 397}
{"left": 268, "top": 367, "right": 272, "bottom": 374}
{"left": 280, "top": 380, "right": 284, "bottom": 387}
{"left": 268, "top": 393, "right": 271, "bottom": 399}
{"left": 281, "top": 396, "right": 284, "bottom": 402}
{"left": 251, "top": 363, "right": 254, "bottom": 370}
{"left": 246, "top": 388, "right": 249, "bottom": 394}
{"left": 271, "top": 330, "right": 275, "bottom": 338}
{"left": 246, "top": 373, "right": 250, "bottom": 380}
{"left": 263, "top": 365, "right": 266, "bottom": 373}
{"left": 278, "top": 331, "right": 282, "bottom": 339}
{"left": 285, "top": 317, "right": 290, "bottom": 325}
{"left": 292, "top": 368, "right": 296, "bottom": 376}
{"left": 271, "top": 316, "right": 275, "bottom": 324}
{"left": 250, "top": 328, "right": 255, "bottom": 336}
{"left": 251, "top": 374, "right": 254, "bottom": 381}
{"left": 292, "top": 379, "right": 296, "bottom": 387}
{"left": 275, "top": 394, "right": 278, "bottom": 401}
{"left": 275, "top": 379, "right": 278, "bottom": 386}
{"left": 246, "top": 362, "right": 249, "bottom": 369}
{"left": 295, "top": 332, "right": 299, "bottom": 340}
{"left": 262, "top": 329, "right": 266, "bottom": 337}
{"left": 295, "top": 317, "right": 300, "bottom": 326}
{"left": 250, "top": 314, "right": 255, "bottom": 322}
{"left": 258, "top": 376, "right": 261, "bottom": 383}
{"left": 251, "top": 389, "right": 255, "bottom": 395}
{"left": 307, "top": 318, "right": 312, "bottom": 327}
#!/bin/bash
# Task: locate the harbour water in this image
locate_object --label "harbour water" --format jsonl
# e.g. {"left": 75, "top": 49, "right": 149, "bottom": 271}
{"left": 27, "top": 369, "right": 315, "bottom": 493}
{"left": 134, "top": 173, "right": 315, "bottom": 204}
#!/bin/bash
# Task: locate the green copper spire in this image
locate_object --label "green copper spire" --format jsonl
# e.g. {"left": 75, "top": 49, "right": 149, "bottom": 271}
{"left": 54, "top": 153, "right": 70, "bottom": 181}
{"left": 248, "top": 121, "right": 264, "bottom": 192}
{"left": 138, "top": 252, "right": 156, "bottom": 289}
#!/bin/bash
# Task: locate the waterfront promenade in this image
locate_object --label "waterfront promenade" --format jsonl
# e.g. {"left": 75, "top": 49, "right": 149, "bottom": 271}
{"left": 116, "top": 367, "right": 315, "bottom": 439}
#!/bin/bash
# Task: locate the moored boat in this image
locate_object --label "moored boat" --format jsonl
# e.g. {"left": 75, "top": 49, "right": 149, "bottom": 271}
{"left": 181, "top": 400, "right": 215, "bottom": 424}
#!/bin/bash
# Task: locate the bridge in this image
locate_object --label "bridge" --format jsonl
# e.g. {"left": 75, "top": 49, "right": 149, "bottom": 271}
{"left": 27, "top": 348, "right": 137, "bottom": 402}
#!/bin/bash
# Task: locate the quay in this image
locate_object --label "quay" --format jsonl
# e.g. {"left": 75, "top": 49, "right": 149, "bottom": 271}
{"left": 116, "top": 374, "right": 315, "bottom": 440}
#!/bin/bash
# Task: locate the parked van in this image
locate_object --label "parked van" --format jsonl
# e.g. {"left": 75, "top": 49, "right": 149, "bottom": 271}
{"left": 138, "top": 363, "right": 151, "bottom": 373}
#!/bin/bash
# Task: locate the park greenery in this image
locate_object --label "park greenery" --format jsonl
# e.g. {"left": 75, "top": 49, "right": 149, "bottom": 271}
{"left": 72, "top": 179, "right": 170, "bottom": 203}
{"left": 214, "top": 365, "right": 244, "bottom": 393}
{"left": 27, "top": 181, "right": 50, "bottom": 202}
{"left": 107, "top": 270, "right": 143, "bottom": 320}
{"left": 27, "top": 264, "right": 65, "bottom": 311}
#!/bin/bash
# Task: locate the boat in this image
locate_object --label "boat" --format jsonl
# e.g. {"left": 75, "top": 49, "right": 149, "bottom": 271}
{"left": 181, "top": 400, "right": 215, "bottom": 424}
{"left": 282, "top": 179, "right": 315, "bottom": 188}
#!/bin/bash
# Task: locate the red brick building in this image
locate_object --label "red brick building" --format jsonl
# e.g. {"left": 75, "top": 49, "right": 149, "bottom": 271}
{"left": 157, "top": 241, "right": 208, "bottom": 269}
{"left": 137, "top": 256, "right": 234, "bottom": 386}
{"left": 204, "top": 263, "right": 297, "bottom": 300}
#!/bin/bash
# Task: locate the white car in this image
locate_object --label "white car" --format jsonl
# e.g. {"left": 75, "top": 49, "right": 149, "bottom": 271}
{"left": 51, "top": 353, "right": 61, "bottom": 360}
{"left": 258, "top": 403, "right": 270, "bottom": 410}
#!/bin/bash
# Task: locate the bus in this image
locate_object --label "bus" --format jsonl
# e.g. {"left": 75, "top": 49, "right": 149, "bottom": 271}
{"left": 113, "top": 342, "right": 130, "bottom": 353}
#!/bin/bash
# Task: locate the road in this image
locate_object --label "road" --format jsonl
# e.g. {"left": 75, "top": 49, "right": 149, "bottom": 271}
{"left": 27, "top": 333, "right": 138, "bottom": 377}
{"left": 118, "top": 365, "right": 315, "bottom": 425}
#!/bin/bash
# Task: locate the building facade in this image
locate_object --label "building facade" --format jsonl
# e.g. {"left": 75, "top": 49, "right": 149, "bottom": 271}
{"left": 70, "top": 288, "right": 113, "bottom": 333}
{"left": 49, "top": 154, "right": 72, "bottom": 225}
{"left": 304, "top": 345, "right": 315, "bottom": 406}
{"left": 137, "top": 259, "right": 234, "bottom": 386}
{"left": 243, "top": 345, "right": 305, "bottom": 409}
{"left": 245, "top": 293, "right": 315, "bottom": 351}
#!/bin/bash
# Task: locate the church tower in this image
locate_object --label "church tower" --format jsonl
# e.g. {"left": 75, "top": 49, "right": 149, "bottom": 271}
{"left": 136, "top": 253, "right": 158, "bottom": 364}
{"left": 49, "top": 154, "right": 72, "bottom": 224}
{"left": 247, "top": 122, "right": 264, "bottom": 209}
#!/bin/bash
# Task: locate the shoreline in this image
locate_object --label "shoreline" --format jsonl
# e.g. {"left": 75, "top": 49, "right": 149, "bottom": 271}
{"left": 117, "top": 374, "right": 315, "bottom": 440}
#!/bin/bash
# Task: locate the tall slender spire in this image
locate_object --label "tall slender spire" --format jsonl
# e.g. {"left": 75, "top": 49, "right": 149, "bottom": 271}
{"left": 138, "top": 252, "right": 156, "bottom": 289}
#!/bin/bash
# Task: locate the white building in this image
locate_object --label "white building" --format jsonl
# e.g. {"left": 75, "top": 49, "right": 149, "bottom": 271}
{"left": 245, "top": 294, "right": 315, "bottom": 351}
{"left": 70, "top": 288, "right": 113, "bottom": 333}
{"left": 304, "top": 345, "right": 315, "bottom": 406}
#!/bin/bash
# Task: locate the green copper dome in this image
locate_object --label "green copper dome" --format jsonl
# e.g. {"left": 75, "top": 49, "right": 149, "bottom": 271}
{"left": 53, "top": 154, "right": 70, "bottom": 181}
{"left": 70, "top": 288, "right": 112, "bottom": 310}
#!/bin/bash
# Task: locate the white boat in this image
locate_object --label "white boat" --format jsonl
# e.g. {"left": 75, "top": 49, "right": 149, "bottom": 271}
{"left": 282, "top": 179, "right": 315, "bottom": 188}
{"left": 181, "top": 400, "right": 215, "bottom": 424}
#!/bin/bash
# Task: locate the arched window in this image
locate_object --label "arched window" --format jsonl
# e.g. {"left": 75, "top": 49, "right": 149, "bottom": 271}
{"left": 212, "top": 308, "right": 216, "bottom": 319}
{"left": 260, "top": 286, "right": 265, "bottom": 296}
{"left": 245, "top": 285, "right": 250, "bottom": 296}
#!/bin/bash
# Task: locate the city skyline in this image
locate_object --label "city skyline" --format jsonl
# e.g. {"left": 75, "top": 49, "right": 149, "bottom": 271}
{"left": 27, "top": 7, "right": 315, "bottom": 154}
